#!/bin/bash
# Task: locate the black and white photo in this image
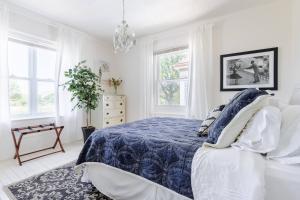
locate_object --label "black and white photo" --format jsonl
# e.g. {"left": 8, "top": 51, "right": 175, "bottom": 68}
{"left": 220, "top": 48, "right": 278, "bottom": 91}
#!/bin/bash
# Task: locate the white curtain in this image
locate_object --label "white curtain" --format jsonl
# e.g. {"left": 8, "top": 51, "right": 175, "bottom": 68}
{"left": 140, "top": 37, "right": 154, "bottom": 118}
{"left": 187, "top": 24, "right": 213, "bottom": 119}
{"left": 55, "top": 26, "right": 84, "bottom": 143}
{"left": 0, "top": 4, "right": 12, "bottom": 160}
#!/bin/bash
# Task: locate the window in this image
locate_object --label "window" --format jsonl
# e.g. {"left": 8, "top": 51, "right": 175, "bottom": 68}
{"left": 8, "top": 39, "right": 56, "bottom": 119}
{"left": 154, "top": 47, "right": 189, "bottom": 112}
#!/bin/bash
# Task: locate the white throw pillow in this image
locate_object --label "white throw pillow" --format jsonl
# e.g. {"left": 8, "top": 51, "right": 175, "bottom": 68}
{"left": 267, "top": 105, "right": 300, "bottom": 164}
{"left": 204, "top": 95, "right": 271, "bottom": 148}
{"left": 231, "top": 106, "right": 281, "bottom": 153}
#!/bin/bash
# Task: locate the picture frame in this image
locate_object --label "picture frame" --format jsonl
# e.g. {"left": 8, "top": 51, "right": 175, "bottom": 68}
{"left": 220, "top": 47, "right": 278, "bottom": 91}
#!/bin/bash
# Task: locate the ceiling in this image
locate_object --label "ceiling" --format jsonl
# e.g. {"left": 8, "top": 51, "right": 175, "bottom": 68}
{"left": 7, "top": 0, "right": 276, "bottom": 41}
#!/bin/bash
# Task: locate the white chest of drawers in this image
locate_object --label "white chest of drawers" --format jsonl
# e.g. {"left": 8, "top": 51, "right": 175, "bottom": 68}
{"left": 101, "top": 94, "right": 126, "bottom": 128}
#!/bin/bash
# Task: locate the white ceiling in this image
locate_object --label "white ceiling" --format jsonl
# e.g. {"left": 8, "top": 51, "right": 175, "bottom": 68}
{"left": 7, "top": 0, "right": 276, "bottom": 41}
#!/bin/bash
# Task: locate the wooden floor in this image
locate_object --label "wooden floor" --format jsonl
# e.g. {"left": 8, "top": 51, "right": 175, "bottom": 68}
{"left": 0, "top": 141, "right": 83, "bottom": 200}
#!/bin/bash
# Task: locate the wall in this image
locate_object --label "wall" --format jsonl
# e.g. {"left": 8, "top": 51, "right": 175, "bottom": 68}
{"left": 0, "top": 6, "right": 115, "bottom": 161}
{"left": 84, "top": 37, "right": 119, "bottom": 129}
{"left": 115, "top": 0, "right": 298, "bottom": 122}
{"left": 213, "top": 0, "right": 295, "bottom": 105}
{"left": 115, "top": 26, "right": 194, "bottom": 122}
{"left": 291, "top": 0, "right": 300, "bottom": 78}
{"left": 114, "top": 46, "right": 144, "bottom": 122}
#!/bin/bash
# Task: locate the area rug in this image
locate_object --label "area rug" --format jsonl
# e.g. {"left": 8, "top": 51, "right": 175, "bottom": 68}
{"left": 3, "top": 161, "right": 112, "bottom": 200}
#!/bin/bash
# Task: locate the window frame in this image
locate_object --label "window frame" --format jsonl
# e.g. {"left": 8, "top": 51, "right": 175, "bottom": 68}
{"left": 8, "top": 37, "right": 57, "bottom": 120}
{"left": 153, "top": 46, "right": 189, "bottom": 115}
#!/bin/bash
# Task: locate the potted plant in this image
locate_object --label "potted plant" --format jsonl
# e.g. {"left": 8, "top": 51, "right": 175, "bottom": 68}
{"left": 62, "top": 60, "right": 103, "bottom": 142}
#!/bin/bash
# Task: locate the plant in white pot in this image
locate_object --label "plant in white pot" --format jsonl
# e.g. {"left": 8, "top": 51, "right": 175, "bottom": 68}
{"left": 62, "top": 60, "right": 103, "bottom": 142}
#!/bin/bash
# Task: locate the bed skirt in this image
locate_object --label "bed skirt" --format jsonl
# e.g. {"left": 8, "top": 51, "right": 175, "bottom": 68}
{"left": 79, "top": 162, "right": 192, "bottom": 200}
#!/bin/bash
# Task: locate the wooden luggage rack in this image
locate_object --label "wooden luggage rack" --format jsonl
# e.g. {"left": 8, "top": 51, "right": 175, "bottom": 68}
{"left": 11, "top": 123, "right": 65, "bottom": 166}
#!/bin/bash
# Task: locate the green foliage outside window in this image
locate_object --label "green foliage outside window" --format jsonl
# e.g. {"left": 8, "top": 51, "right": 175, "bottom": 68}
{"left": 159, "top": 54, "right": 184, "bottom": 105}
{"left": 10, "top": 82, "right": 27, "bottom": 107}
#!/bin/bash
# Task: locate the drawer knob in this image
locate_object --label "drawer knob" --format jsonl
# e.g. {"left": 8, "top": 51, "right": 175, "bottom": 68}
{"left": 120, "top": 119, "right": 123, "bottom": 122}
{"left": 106, "top": 112, "right": 109, "bottom": 115}
{"left": 106, "top": 104, "right": 109, "bottom": 106}
{"left": 120, "top": 111, "right": 123, "bottom": 114}
{"left": 120, "top": 103, "right": 123, "bottom": 106}
{"left": 106, "top": 122, "right": 109, "bottom": 124}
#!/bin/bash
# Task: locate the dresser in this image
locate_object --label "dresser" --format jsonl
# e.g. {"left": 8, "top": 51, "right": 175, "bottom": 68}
{"left": 101, "top": 94, "right": 126, "bottom": 128}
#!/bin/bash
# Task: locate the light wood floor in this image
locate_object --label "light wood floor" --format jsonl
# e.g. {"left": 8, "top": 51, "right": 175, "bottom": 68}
{"left": 0, "top": 141, "right": 83, "bottom": 200}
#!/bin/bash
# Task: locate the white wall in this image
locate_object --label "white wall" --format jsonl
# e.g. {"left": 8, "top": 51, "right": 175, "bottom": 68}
{"left": 291, "top": 0, "right": 300, "bottom": 78}
{"left": 83, "top": 37, "right": 119, "bottom": 129}
{"left": 114, "top": 46, "right": 144, "bottom": 122}
{"left": 0, "top": 7, "right": 115, "bottom": 161}
{"left": 115, "top": 0, "right": 298, "bottom": 122}
{"left": 213, "top": 0, "right": 295, "bottom": 105}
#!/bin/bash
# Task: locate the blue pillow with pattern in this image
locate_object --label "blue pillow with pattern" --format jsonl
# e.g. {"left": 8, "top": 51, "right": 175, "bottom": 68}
{"left": 206, "top": 88, "right": 268, "bottom": 145}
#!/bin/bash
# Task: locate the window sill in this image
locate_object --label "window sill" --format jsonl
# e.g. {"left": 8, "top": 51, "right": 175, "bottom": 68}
{"left": 11, "top": 115, "right": 56, "bottom": 122}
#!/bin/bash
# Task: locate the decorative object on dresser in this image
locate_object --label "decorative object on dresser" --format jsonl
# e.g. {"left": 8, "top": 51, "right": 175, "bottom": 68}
{"left": 11, "top": 123, "right": 64, "bottom": 166}
{"left": 101, "top": 94, "right": 126, "bottom": 128}
{"left": 109, "top": 77, "right": 123, "bottom": 94}
{"left": 62, "top": 60, "right": 104, "bottom": 142}
{"left": 220, "top": 47, "right": 278, "bottom": 91}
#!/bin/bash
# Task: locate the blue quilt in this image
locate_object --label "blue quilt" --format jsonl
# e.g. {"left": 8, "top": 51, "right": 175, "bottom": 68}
{"left": 76, "top": 117, "right": 206, "bottom": 199}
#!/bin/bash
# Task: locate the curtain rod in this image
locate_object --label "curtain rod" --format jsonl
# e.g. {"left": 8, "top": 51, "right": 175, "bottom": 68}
{"left": 154, "top": 46, "right": 189, "bottom": 55}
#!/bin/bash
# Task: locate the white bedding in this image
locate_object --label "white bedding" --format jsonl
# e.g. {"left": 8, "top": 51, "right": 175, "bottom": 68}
{"left": 80, "top": 148, "right": 300, "bottom": 200}
{"left": 191, "top": 147, "right": 265, "bottom": 200}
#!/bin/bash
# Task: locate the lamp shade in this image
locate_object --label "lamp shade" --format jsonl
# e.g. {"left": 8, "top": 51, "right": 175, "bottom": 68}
{"left": 289, "top": 87, "right": 300, "bottom": 105}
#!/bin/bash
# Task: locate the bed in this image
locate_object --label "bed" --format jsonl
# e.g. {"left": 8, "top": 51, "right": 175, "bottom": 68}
{"left": 78, "top": 138, "right": 300, "bottom": 200}
{"left": 76, "top": 117, "right": 300, "bottom": 200}
{"left": 77, "top": 117, "right": 206, "bottom": 200}
{"left": 76, "top": 89, "right": 300, "bottom": 200}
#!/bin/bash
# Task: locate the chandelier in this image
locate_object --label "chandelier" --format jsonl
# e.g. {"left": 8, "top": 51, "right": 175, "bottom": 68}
{"left": 113, "top": 0, "right": 136, "bottom": 53}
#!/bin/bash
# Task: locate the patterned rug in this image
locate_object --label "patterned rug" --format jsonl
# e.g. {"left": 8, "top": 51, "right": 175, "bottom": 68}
{"left": 4, "top": 162, "right": 112, "bottom": 200}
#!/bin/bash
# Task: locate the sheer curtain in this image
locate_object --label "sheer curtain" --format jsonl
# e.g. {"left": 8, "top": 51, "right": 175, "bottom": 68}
{"left": 187, "top": 24, "right": 213, "bottom": 119}
{"left": 0, "top": 4, "right": 12, "bottom": 160}
{"left": 140, "top": 37, "right": 154, "bottom": 118}
{"left": 55, "top": 26, "right": 84, "bottom": 143}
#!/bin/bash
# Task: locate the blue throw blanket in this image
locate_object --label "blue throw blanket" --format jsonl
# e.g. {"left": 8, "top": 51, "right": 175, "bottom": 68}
{"left": 77, "top": 117, "right": 206, "bottom": 199}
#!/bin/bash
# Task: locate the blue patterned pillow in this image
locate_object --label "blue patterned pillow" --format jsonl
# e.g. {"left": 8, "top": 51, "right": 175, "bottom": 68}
{"left": 206, "top": 88, "right": 269, "bottom": 145}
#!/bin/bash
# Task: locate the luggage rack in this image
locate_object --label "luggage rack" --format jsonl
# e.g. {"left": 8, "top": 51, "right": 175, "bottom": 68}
{"left": 11, "top": 123, "right": 65, "bottom": 166}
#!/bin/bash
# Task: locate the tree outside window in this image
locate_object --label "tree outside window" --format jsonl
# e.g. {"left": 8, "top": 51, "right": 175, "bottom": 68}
{"left": 156, "top": 48, "right": 189, "bottom": 106}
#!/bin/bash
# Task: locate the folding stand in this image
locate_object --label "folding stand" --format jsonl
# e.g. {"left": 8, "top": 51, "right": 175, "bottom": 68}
{"left": 11, "top": 123, "right": 65, "bottom": 166}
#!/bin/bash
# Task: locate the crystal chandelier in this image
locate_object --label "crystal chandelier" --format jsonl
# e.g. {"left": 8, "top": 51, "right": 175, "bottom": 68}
{"left": 113, "top": 0, "right": 136, "bottom": 53}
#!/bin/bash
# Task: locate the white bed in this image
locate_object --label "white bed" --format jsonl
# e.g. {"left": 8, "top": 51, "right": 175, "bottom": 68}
{"left": 82, "top": 151, "right": 300, "bottom": 200}
{"left": 78, "top": 102, "right": 300, "bottom": 200}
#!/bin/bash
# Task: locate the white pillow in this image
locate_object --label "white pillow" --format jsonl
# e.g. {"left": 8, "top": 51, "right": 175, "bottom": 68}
{"left": 267, "top": 105, "right": 300, "bottom": 164}
{"left": 204, "top": 95, "right": 271, "bottom": 148}
{"left": 231, "top": 106, "right": 281, "bottom": 153}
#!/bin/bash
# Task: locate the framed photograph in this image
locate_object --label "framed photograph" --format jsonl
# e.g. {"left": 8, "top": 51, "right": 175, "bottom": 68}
{"left": 220, "top": 47, "right": 278, "bottom": 91}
